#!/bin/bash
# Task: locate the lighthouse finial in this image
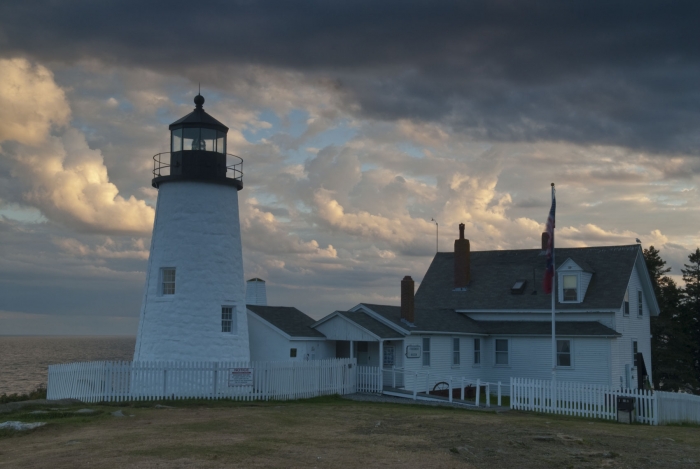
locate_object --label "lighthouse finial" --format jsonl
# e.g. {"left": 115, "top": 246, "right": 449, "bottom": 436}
{"left": 194, "top": 90, "right": 204, "bottom": 109}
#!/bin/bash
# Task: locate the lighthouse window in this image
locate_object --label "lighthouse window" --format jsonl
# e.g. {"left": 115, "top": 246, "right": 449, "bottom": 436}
{"left": 221, "top": 306, "right": 236, "bottom": 333}
{"left": 216, "top": 131, "right": 226, "bottom": 154}
{"left": 201, "top": 128, "right": 217, "bottom": 152}
{"left": 171, "top": 128, "right": 182, "bottom": 152}
{"left": 161, "top": 268, "right": 176, "bottom": 295}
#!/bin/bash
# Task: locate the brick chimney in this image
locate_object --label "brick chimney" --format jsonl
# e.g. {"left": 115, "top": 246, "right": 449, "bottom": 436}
{"left": 541, "top": 232, "right": 549, "bottom": 251}
{"left": 454, "top": 223, "right": 470, "bottom": 288}
{"left": 401, "top": 276, "right": 415, "bottom": 323}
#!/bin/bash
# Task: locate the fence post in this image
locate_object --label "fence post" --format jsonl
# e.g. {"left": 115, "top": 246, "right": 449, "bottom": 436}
{"left": 486, "top": 382, "right": 491, "bottom": 407}
{"left": 461, "top": 377, "right": 465, "bottom": 401}
{"left": 653, "top": 391, "right": 659, "bottom": 426}
{"left": 212, "top": 362, "right": 218, "bottom": 398}
{"left": 498, "top": 381, "right": 502, "bottom": 407}
{"left": 449, "top": 377, "right": 453, "bottom": 403}
{"left": 163, "top": 368, "right": 167, "bottom": 399}
{"left": 476, "top": 379, "right": 481, "bottom": 406}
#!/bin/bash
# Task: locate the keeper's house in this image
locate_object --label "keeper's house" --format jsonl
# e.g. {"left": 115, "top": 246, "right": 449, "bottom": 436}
{"left": 248, "top": 225, "right": 658, "bottom": 392}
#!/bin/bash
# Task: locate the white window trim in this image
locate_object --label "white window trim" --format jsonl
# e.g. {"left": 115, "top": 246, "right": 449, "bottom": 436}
{"left": 556, "top": 339, "right": 574, "bottom": 369}
{"left": 560, "top": 272, "right": 580, "bottom": 303}
{"left": 473, "top": 338, "right": 481, "bottom": 367}
{"left": 422, "top": 337, "right": 431, "bottom": 367}
{"left": 452, "top": 337, "right": 460, "bottom": 367}
{"left": 494, "top": 338, "right": 510, "bottom": 367}
{"left": 221, "top": 305, "right": 237, "bottom": 334}
{"left": 637, "top": 290, "right": 643, "bottom": 317}
{"left": 159, "top": 267, "right": 176, "bottom": 296}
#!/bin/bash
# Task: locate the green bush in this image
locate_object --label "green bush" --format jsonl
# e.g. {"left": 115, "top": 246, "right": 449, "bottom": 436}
{"left": 0, "top": 384, "right": 47, "bottom": 404}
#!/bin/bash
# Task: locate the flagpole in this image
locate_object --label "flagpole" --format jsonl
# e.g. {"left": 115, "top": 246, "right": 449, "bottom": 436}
{"left": 551, "top": 183, "right": 556, "bottom": 409}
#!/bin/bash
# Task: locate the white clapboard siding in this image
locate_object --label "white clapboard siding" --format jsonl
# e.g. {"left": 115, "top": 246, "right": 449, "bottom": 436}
{"left": 510, "top": 377, "right": 658, "bottom": 425}
{"left": 47, "top": 358, "right": 356, "bottom": 403}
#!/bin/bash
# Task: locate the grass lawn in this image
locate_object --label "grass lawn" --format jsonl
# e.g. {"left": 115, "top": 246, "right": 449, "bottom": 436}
{"left": 1, "top": 395, "right": 699, "bottom": 468}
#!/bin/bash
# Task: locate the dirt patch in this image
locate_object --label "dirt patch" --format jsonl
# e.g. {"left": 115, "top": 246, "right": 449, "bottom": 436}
{"left": 0, "top": 397, "right": 699, "bottom": 468}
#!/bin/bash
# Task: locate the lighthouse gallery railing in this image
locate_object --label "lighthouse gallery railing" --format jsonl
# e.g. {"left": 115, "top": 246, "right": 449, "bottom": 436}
{"left": 152, "top": 152, "right": 243, "bottom": 182}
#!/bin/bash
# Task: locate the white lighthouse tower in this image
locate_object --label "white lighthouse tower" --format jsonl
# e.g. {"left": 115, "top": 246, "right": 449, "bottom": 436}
{"left": 133, "top": 94, "right": 249, "bottom": 362}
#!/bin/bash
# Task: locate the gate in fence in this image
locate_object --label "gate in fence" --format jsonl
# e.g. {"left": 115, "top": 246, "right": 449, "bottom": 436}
{"left": 47, "top": 358, "right": 357, "bottom": 403}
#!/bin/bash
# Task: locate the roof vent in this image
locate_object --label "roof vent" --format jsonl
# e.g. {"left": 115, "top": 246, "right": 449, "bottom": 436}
{"left": 511, "top": 280, "right": 527, "bottom": 295}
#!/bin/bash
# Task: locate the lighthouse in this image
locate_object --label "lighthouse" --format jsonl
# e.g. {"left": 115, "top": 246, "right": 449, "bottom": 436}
{"left": 133, "top": 94, "right": 250, "bottom": 362}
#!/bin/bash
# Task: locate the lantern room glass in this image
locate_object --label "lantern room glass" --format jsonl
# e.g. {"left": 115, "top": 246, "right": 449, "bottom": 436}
{"left": 172, "top": 127, "right": 226, "bottom": 153}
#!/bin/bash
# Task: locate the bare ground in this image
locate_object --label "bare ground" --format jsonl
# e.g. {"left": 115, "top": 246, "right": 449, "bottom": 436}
{"left": 0, "top": 395, "right": 699, "bottom": 468}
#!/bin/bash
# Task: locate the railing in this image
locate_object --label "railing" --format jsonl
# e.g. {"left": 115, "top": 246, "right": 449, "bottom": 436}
{"left": 510, "top": 377, "right": 658, "bottom": 425}
{"left": 384, "top": 367, "right": 506, "bottom": 406}
{"left": 656, "top": 391, "right": 700, "bottom": 425}
{"left": 152, "top": 152, "right": 243, "bottom": 182}
{"left": 47, "top": 359, "right": 356, "bottom": 403}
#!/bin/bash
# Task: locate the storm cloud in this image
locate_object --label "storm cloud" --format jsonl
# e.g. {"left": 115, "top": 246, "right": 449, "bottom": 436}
{"left": 1, "top": 1, "right": 699, "bottom": 154}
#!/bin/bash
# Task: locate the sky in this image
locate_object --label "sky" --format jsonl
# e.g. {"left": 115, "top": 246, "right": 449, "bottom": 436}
{"left": 1, "top": 1, "right": 699, "bottom": 335}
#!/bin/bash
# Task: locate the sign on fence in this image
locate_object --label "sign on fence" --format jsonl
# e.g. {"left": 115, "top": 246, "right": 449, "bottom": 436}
{"left": 228, "top": 367, "right": 253, "bottom": 386}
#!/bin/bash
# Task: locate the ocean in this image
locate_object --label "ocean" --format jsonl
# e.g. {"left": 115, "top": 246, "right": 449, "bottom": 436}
{"left": 0, "top": 336, "right": 136, "bottom": 396}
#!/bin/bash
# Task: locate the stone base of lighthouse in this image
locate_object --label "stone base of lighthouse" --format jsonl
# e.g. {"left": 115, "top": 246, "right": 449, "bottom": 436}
{"left": 134, "top": 181, "right": 249, "bottom": 362}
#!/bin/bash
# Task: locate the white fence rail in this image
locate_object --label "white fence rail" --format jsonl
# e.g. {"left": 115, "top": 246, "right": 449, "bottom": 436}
{"left": 656, "top": 391, "right": 700, "bottom": 425}
{"left": 511, "top": 377, "right": 658, "bottom": 425}
{"left": 47, "top": 359, "right": 357, "bottom": 403}
{"left": 357, "top": 366, "right": 381, "bottom": 393}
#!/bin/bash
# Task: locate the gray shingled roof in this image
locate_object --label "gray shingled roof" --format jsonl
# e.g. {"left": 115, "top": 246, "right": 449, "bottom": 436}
{"left": 336, "top": 311, "right": 404, "bottom": 339}
{"left": 247, "top": 305, "right": 326, "bottom": 338}
{"left": 478, "top": 320, "right": 620, "bottom": 337}
{"left": 359, "top": 304, "right": 486, "bottom": 335}
{"left": 415, "top": 245, "right": 641, "bottom": 311}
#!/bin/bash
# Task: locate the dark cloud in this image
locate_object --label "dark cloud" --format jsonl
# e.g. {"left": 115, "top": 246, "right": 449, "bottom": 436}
{"left": 1, "top": 1, "right": 699, "bottom": 154}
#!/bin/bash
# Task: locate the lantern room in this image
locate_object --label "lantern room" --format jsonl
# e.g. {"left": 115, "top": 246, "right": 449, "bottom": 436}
{"left": 152, "top": 94, "right": 242, "bottom": 190}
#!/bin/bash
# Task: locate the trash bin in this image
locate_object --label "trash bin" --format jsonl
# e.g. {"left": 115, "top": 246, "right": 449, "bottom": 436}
{"left": 617, "top": 396, "right": 635, "bottom": 424}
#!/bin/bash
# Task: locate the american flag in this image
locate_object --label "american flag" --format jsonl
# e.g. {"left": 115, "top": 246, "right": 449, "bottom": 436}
{"left": 543, "top": 195, "right": 556, "bottom": 294}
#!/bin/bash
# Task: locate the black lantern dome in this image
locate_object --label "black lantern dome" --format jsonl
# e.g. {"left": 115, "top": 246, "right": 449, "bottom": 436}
{"left": 152, "top": 94, "right": 242, "bottom": 190}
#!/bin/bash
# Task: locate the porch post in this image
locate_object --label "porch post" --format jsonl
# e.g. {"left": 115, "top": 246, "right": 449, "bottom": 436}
{"left": 350, "top": 340, "right": 354, "bottom": 359}
{"left": 379, "top": 340, "right": 384, "bottom": 392}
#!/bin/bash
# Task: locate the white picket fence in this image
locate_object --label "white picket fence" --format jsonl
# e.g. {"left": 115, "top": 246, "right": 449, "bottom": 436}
{"left": 656, "top": 391, "right": 700, "bottom": 425}
{"left": 47, "top": 359, "right": 357, "bottom": 403}
{"left": 511, "top": 377, "right": 658, "bottom": 425}
{"left": 357, "top": 366, "right": 381, "bottom": 393}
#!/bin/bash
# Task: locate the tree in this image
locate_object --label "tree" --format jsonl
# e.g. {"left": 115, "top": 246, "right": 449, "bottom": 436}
{"left": 681, "top": 248, "right": 700, "bottom": 389}
{"left": 644, "top": 246, "right": 697, "bottom": 391}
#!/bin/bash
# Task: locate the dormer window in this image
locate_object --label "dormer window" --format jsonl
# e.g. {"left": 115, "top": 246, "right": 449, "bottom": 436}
{"left": 562, "top": 274, "right": 578, "bottom": 302}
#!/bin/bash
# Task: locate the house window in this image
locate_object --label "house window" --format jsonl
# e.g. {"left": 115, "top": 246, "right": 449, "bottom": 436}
{"left": 453, "top": 338, "right": 460, "bottom": 366}
{"left": 563, "top": 274, "right": 577, "bottom": 301}
{"left": 422, "top": 338, "right": 431, "bottom": 366}
{"left": 624, "top": 289, "right": 630, "bottom": 316}
{"left": 383, "top": 345, "right": 395, "bottom": 366}
{"left": 161, "top": 268, "right": 176, "bottom": 295}
{"left": 557, "top": 339, "right": 571, "bottom": 367}
{"left": 474, "top": 339, "right": 481, "bottom": 365}
{"left": 221, "top": 306, "right": 235, "bottom": 333}
{"left": 632, "top": 340, "right": 638, "bottom": 362}
{"left": 495, "top": 339, "right": 509, "bottom": 365}
{"left": 637, "top": 290, "right": 643, "bottom": 317}
{"left": 290, "top": 348, "right": 297, "bottom": 358}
